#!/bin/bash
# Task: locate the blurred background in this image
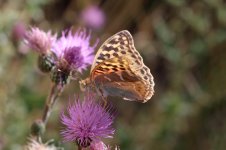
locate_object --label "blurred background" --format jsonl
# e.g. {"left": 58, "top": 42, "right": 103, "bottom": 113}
{"left": 0, "top": 0, "right": 226, "bottom": 149}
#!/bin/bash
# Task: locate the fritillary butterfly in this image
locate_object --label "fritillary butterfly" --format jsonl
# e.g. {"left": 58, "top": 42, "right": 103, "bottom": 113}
{"left": 80, "top": 30, "right": 154, "bottom": 103}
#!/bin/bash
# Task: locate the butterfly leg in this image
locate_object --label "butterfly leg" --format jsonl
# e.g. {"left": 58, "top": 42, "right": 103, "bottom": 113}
{"left": 102, "top": 95, "right": 108, "bottom": 108}
{"left": 93, "top": 81, "right": 108, "bottom": 107}
{"left": 98, "top": 88, "right": 108, "bottom": 108}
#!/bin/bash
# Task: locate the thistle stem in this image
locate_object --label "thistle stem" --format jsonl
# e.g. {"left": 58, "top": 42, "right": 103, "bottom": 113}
{"left": 42, "top": 83, "right": 64, "bottom": 125}
{"left": 78, "top": 145, "right": 82, "bottom": 150}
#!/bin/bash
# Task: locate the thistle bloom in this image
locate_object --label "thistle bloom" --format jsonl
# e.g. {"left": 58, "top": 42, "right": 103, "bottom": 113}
{"left": 24, "top": 27, "right": 56, "bottom": 54}
{"left": 24, "top": 27, "right": 57, "bottom": 73}
{"left": 61, "top": 93, "right": 115, "bottom": 148}
{"left": 81, "top": 6, "right": 106, "bottom": 30}
{"left": 25, "top": 138, "right": 58, "bottom": 150}
{"left": 52, "top": 28, "right": 98, "bottom": 72}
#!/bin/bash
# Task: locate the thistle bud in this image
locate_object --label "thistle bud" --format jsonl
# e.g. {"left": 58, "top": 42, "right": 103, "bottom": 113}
{"left": 38, "top": 52, "right": 56, "bottom": 73}
{"left": 50, "top": 66, "right": 70, "bottom": 85}
{"left": 30, "top": 120, "right": 45, "bottom": 136}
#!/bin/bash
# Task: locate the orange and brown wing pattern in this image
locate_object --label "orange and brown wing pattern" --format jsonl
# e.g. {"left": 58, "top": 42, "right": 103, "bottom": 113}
{"left": 91, "top": 57, "right": 153, "bottom": 102}
{"left": 80, "top": 30, "right": 154, "bottom": 102}
{"left": 91, "top": 30, "right": 143, "bottom": 71}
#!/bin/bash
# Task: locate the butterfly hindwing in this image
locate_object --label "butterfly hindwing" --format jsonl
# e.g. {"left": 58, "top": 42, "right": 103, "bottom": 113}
{"left": 91, "top": 57, "right": 152, "bottom": 102}
{"left": 85, "top": 30, "right": 155, "bottom": 102}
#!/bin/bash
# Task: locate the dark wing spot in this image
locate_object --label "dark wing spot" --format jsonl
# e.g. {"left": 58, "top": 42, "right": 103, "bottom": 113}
{"left": 102, "top": 46, "right": 111, "bottom": 51}
{"left": 98, "top": 54, "right": 105, "bottom": 60}
{"left": 121, "top": 51, "right": 126, "bottom": 54}
{"left": 105, "top": 53, "right": 110, "bottom": 58}
{"left": 144, "top": 67, "right": 148, "bottom": 71}
{"left": 120, "top": 67, "right": 126, "bottom": 70}
{"left": 97, "top": 67, "right": 104, "bottom": 71}
{"left": 109, "top": 39, "right": 118, "bottom": 44}
{"left": 144, "top": 76, "right": 148, "bottom": 80}
{"left": 140, "top": 69, "right": 145, "bottom": 75}
{"left": 118, "top": 37, "right": 123, "bottom": 41}
{"left": 112, "top": 65, "right": 118, "bottom": 68}
{"left": 131, "top": 54, "right": 136, "bottom": 59}
{"left": 114, "top": 48, "right": 119, "bottom": 52}
{"left": 113, "top": 53, "right": 119, "bottom": 57}
{"left": 112, "top": 68, "right": 118, "bottom": 71}
{"left": 135, "top": 60, "right": 141, "bottom": 65}
{"left": 120, "top": 41, "right": 124, "bottom": 45}
{"left": 105, "top": 63, "right": 113, "bottom": 67}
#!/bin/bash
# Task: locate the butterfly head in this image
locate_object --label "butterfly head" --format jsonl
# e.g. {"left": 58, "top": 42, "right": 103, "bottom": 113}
{"left": 79, "top": 78, "right": 91, "bottom": 91}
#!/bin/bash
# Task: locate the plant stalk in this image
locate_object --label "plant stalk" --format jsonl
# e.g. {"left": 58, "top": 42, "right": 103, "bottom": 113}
{"left": 42, "top": 83, "right": 64, "bottom": 125}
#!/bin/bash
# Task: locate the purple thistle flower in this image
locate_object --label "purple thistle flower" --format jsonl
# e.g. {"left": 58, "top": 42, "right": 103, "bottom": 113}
{"left": 52, "top": 28, "right": 98, "bottom": 72}
{"left": 24, "top": 27, "right": 56, "bottom": 54}
{"left": 81, "top": 6, "right": 106, "bottom": 30}
{"left": 60, "top": 93, "right": 115, "bottom": 148}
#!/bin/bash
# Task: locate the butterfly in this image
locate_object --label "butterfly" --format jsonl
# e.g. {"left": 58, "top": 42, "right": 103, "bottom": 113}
{"left": 80, "top": 30, "right": 154, "bottom": 103}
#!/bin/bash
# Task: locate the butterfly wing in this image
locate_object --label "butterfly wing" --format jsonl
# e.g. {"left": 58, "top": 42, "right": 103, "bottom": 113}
{"left": 91, "top": 57, "right": 154, "bottom": 102}
{"left": 90, "top": 30, "right": 154, "bottom": 102}
{"left": 91, "top": 30, "right": 144, "bottom": 71}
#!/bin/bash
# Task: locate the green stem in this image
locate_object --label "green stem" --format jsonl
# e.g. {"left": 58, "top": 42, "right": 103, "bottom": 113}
{"left": 42, "top": 83, "right": 64, "bottom": 125}
{"left": 78, "top": 145, "right": 82, "bottom": 150}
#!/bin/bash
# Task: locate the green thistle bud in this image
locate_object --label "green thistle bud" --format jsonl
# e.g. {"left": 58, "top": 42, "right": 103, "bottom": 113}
{"left": 50, "top": 67, "right": 70, "bottom": 85}
{"left": 38, "top": 52, "right": 56, "bottom": 73}
{"left": 30, "top": 120, "right": 45, "bottom": 136}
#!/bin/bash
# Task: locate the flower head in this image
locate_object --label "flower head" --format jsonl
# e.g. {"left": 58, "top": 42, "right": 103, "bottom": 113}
{"left": 52, "top": 28, "right": 98, "bottom": 72}
{"left": 24, "top": 27, "right": 56, "bottom": 54}
{"left": 81, "top": 6, "right": 106, "bottom": 30}
{"left": 61, "top": 93, "right": 115, "bottom": 148}
{"left": 25, "top": 138, "right": 58, "bottom": 150}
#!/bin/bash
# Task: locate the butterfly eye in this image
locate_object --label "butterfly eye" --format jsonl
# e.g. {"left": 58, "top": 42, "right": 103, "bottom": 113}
{"left": 79, "top": 78, "right": 91, "bottom": 91}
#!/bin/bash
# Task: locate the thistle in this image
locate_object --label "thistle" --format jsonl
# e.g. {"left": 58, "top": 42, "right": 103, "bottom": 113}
{"left": 24, "top": 27, "right": 57, "bottom": 73}
{"left": 25, "top": 138, "right": 60, "bottom": 150}
{"left": 60, "top": 93, "right": 115, "bottom": 148}
{"left": 51, "top": 28, "right": 98, "bottom": 85}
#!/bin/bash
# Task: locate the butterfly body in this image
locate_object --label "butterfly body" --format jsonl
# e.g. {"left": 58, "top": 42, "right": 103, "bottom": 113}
{"left": 80, "top": 30, "right": 154, "bottom": 103}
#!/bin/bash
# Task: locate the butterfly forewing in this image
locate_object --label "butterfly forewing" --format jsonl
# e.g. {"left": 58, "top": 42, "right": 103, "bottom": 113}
{"left": 91, "top": 30, "right": 143, "bottom": 71}
{"left": 89, "top": 30, "right": 154, "bottom": 102}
